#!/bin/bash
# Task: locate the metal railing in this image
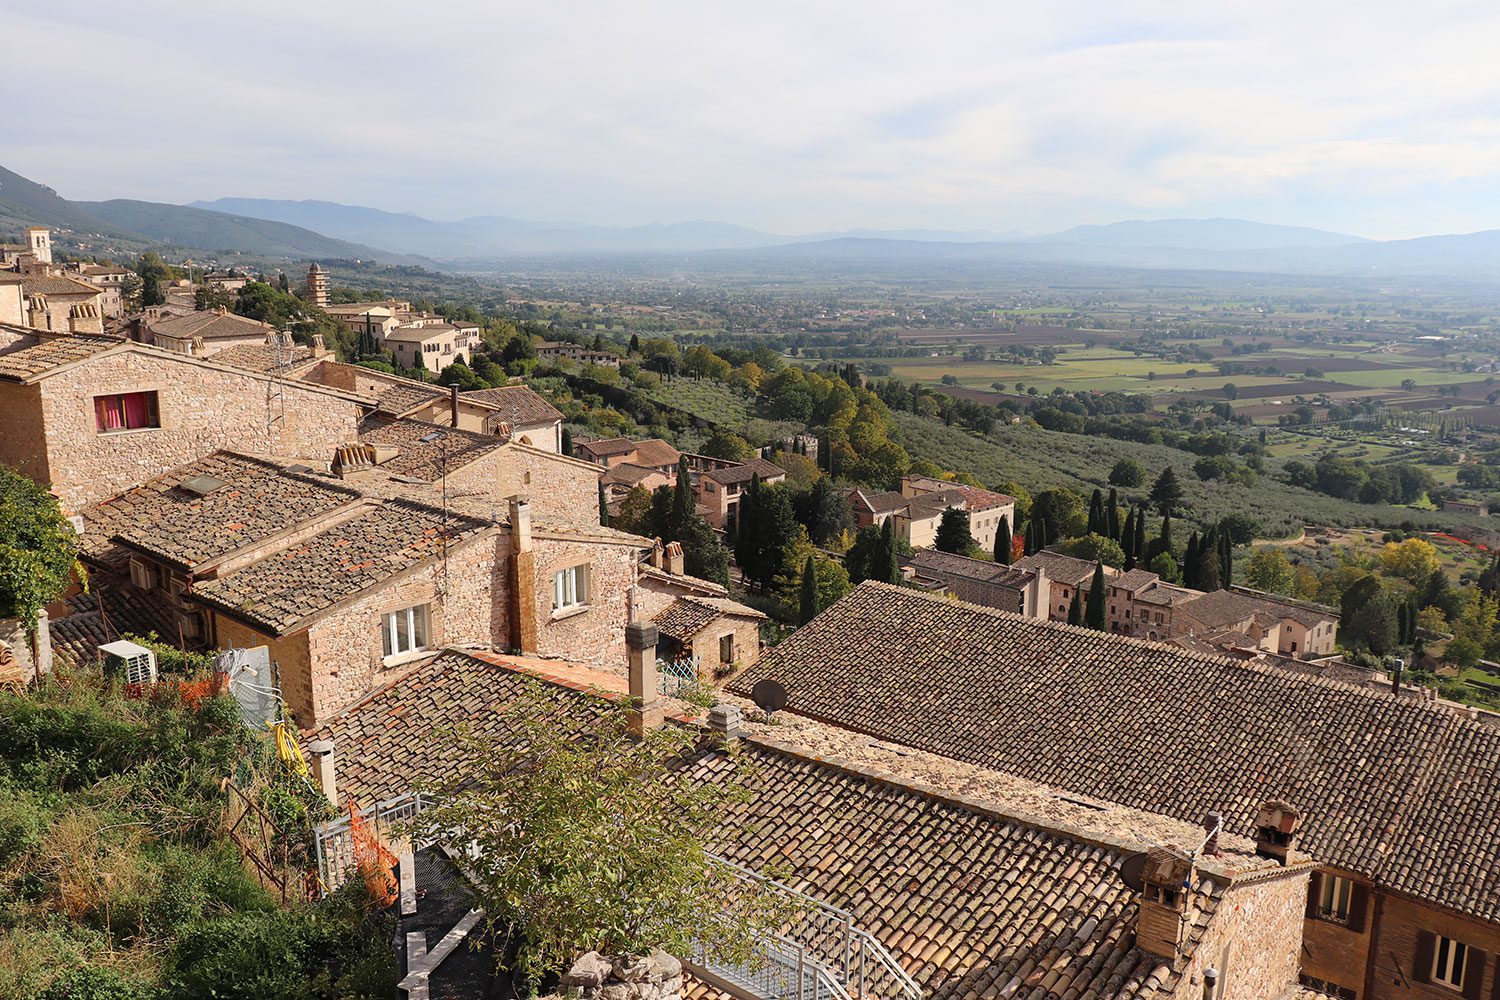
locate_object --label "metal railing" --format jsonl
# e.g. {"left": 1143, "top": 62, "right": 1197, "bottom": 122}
{"left": 312, "top": 794, "right": 921, "bottom": 1000}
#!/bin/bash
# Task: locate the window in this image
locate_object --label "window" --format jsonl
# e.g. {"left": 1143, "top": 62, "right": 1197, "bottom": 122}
{"left": 381, "top": 604, "right": 430, "bottom": 659}
{"left": 129, "top": 557, "right": 157, "bottom": 591}
{"left": 94, "top": 391, "right": 159, "bottom": 433}
{"left": 552, "top": 564, "right": 588, "bottom": 612}
{"left": 1317, "top": 874, "right": 1353, "bottom": 922}
{"left": 719, "top": 633, "right": 735, "bottom": 664}
{"left": 1433, "top": 936, "right": 1468, "bottom": 991}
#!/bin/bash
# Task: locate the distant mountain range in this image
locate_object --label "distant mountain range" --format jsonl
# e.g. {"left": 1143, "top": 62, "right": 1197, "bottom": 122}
{"left": 6, "top": 161, "right": 1500, "bottom": 276}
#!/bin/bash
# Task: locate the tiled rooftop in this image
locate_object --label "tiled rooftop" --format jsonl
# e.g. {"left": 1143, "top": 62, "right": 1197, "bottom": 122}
{"left": 51, "top": 583, "right": 183, "bottom": 666}
{"left": 702, "top": 456, "right": 784, "bottom": 486}
{"left": 103, "top": 453, "right": 361, "bottom": 571}
{"left": 190, "top": 499, "right": 492, "bottom": 635}
{"left": 147, "top": 309, "right": 275, "bottom": 341}
{"left": 314, "top": 649, "right": 1252, "bottom": 1000}
{"left": 1178, "top": 588, "right": 1337, "bottom": 630}
{"left": 907, "top": 548, "right": 1035, "bottom": 587}
{"left": 461, "top": 384, "right": 564, "bottom": 426}
{"left": 731, "top": 582, "right": 1500, "bottom": 923}
{"left": 0, "top": 329, "right": 125, "bottom": 382}
{"left": 652, "top": 595, "right": 765, "bottom": 641}
{"left": 210, "top": 342, "right": 316, "bottom": 373}
{"left": 1013, "top": 550, "right": 1099, "bottom": 586}
{"left": 354, "top": 414, "right": 509, "bottom": 480}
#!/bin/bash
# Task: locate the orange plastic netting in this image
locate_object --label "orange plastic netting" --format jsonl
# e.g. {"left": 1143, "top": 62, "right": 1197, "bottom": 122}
{"left": 347, "top": 800, "right": 399, "bottom": 907}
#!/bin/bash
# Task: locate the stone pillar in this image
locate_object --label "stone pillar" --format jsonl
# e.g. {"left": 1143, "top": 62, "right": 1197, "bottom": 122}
{"left": 305, "top": 739, "right": 338, "bottom": 808}
{"left": 507, "top": 497, "right": 538, "bottom": 653}
{"left": 626, "top": 622, "right": 660, "bottom": 738}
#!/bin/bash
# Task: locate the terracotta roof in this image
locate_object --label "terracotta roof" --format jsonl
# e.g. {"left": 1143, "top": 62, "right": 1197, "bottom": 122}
{"left": 147, "top": 309, "right": 275, "bottom": 341}
{"left": 354, "top": 414, "right": 508, "bottom": 480}
{"left": 907, "top": 548, "right": 1034, "bottom": 588}
{"left": 702, "top": 457, "right": 784, "bottom": 486}
{"left": 637, "top": 564, "right": 728, "bottom": 597}
{"left": 190, "top": 499, "right": 493, "bottom": 635}
{"left": 731, "top": 582, "right": 1500, "bottom": 923}
{"left": 1, "top": 273, "right": 104, "bottom": 297}
{"left": 314, "top": 649, "right": 1255, "bottom": 1000}
{"left": 652, "top": 596, "right": 765, "bottom": 641}
{"left": 853, "top": 489, "right": 910, "bottom": 515}
{"left": 1013, "top": 550, "right": 1097, "bottom": 586}
{"left": 77, "top": 453, "right": 358, "bottom": 572}
{"left": 576, "top": 437, "right": 636, "bottom": 458}
{"left": 1178, "top": 589, "right": 1338, "bottom": 631}
{"left": 461, "top": 384, "right": 564, "bottom": 426}
{"left": 51, "top": 583, "right": 182, "bottom": 666}
{"left": 1133, "top": 583, "right": 1204, "bottom": 607}
{"left": 372, "top": 380, "right": 445, "bottom": 416}
{"left": 907, "top": 476, "right": 1016, "bottom": 510}
{"left": 601, "top": 462, "right": 665, "bottom": 487}
{"left": 1111, "top": 569, "right": 1161, "bottom": 592}
{"left": 627, "top": 438, "right": 681, "bottom": 468}
{"left": 0, "top": 329, "right": 126, "bottom": 382}
{"left": 210, "top": 342, "right": 316, "bottom": 373}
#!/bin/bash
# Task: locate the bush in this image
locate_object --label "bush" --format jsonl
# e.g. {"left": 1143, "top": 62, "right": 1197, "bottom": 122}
{"left": 36, "top": 966, "right": 154, "bottom": 1000}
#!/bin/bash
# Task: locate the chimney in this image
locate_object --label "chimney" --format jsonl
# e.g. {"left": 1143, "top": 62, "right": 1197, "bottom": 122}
{"left": 1135, "top": 848, "right": 1193, "bottom": 960}
{"left": 664, "top": 541, "right": 684, "bottom": 576}
{"left": 331, "top": 442, "right": 377, "bottom": 478}
{"left": 626, "top": 622, "right": 661, "bottom": 738}
{"left": 264, "top": 330, "right": 279, "bottom": 345}
{"left": 311, "top": 333, "right": 328, "bottom": 357}
{"left": 651, "top": 538, "right": 666, "bottom": 569}
{"left": 190, "top": 335, "right": 206, "bottom": 357}
{"left": 707, "top": 703, "right": 743, "bottom": 740}
{"left": 218, "top": 305, "right": 227, "bottom": 315}
{"left": 305, "top": 739, "right": 338, "bottom": 807}
{"left": 1252, "top": 800, "right": 1302, "bottom": 865}
{"left": 506, "top": 497, "right": 538, "bottom": 652}
{"left": 450, "top": 384, "right": 460, "bottom": 428}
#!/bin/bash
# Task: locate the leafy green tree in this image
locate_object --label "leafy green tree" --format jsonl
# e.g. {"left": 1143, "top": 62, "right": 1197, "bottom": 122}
{"left": 995, "top": 515, "right": 1012, "bottom": 565}
{"left": 702, "top": 429, "right": 755, "bottom": 463}
{"left": 844, "top": 525, "right": 884, "bottom": 584}
{"left": 1085, "top": 562, "right": 1107, "bottom": 630}
{"left": 412, "top": 684, "right": 784, "bottom": 989}
{"left": 1109, "top": 458, "right": 1145, "bottom": 488}
{"left": 1346, "top": 595, "right": 1398, "bottom": 654}
{"left": 670, "top": 457, "right": 695, "bottom": 535}
{"left": 1031, "top": 488, "right": 1086, "bottom": 541}
{"left": 1149, "top": 466, "right": 1183, "bottom": 515}
{"left": 1059, "top": 533, "right": 1125, "bottom": 568}
{"left": 934, "top": 507, "right": 975, "bottom": 554}
{"left": 735, "top": 477, "right": 797, "bottom": 592}
{"left": 1246, "top": 548, "right": 1296, "bottom": 595}
{"left": 0, "top": 465, "right": 79, "bottom": 628}
{"left": 1148, "top": 551, "right": 1180, "bottom": 584}
{"left": 1340, "top": 574, "right": 1384, "bottom": 625}
{"left": 795, "top": 478, "right": 852, "bottom": 547}
{"left": 678, "top": 516, "right": 729, "bottom": 587}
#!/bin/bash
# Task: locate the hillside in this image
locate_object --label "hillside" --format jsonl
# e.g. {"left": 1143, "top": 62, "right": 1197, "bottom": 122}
{"left": 0, "top": 164, "right": 131, "bottom": 238}
{"left": 1033, "top": 217, "right": 1367, "bottom": 250}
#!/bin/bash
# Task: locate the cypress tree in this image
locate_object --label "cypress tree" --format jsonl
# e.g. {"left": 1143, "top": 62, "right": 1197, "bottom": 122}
{"left": 561, "top": 427, "right": 574, "bottom": 457}
{"left": 1088, "top": 489, "right": 1104, "bottom": 536}
{"left": 733, "top": 474, "right": 763, "bottom": 581}
{"left": 1107, "top": 489, "right": 1120, "bottom": 541}
{"left": 878, "top": 518, "right": 900, "bottom": 584}
{"left": 670, "top": 456, "right": 695, "bottom": 535}
{"left": 1183, "top": 532, "right": 1201, "bottom": 589}
{"left": 1067, "top": 588, "right": 1083, "bottom": 626}
{"left": 1218, "top": 530, "right": 1232, "bottom": 586}
{"left": 1195, "top": 543, "right": 1221, "bottom": 591}
{"left": 1133, "top": 507, "right": 1147, "bottom": 564}
{"left": 628, "top": 333, "right": 640, "bottom": 354}
{"left": 995, "top": 515, "right": 1012, "bottom": 565}
{"left": 798, "top": 554, "right": 819, "bottom": 625}
{"left": 1122, "top": 507, "right": 1137, "bottom": 569}
{"left": 1085, "top": 562, "right": 1107, "bottom": 630}
{"left": 597, "top": 481, "right": 609, "bottom": 527}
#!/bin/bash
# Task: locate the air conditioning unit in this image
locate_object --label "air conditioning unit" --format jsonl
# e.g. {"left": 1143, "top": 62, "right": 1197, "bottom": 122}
{"left": 99, "top": 640, "right": 157, "bottom": 686}
{"left": 129, "top": 558, "right": 157, "bottom": 591}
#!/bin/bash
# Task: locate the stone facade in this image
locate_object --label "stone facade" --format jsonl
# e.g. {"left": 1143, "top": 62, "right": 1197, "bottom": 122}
{"left": 675, "top": 613, "right": 760, "bottom": 679}
{"left": 1170, "top": 866, "right": 1311, "bottom": 1000}
{"left": 3, "top": 347, "right": 362, "bottom": 510}
{"left": 559, "top": 951, "right": 682, "bottom": 1000}
{"left": 532, "top": 533, "right": 642, "bottom": 674}
{"left": 489, "top": 444, "right": 603, "bottom": 527}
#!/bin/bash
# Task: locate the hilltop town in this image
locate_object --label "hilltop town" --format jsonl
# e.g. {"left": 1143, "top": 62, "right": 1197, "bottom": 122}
{"left": 3, "top": 222, "right": 1500, "bottom": 1000}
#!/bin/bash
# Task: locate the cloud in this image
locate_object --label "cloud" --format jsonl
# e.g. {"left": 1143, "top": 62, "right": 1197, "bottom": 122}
{"left": 8, "top": 0, "right": 1500, "bottom": 238}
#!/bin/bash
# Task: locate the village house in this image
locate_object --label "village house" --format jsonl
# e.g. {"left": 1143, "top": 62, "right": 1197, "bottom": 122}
{"left": 0, "top": 326, "right": 367, "bottom": 510}
{"left": 63, "top": 262, "right": 131, "bottom": 316}
{"left": 535, "top": 340, "right": 621, "bottom": 368}
{"left": 1104, "top": 567, "right": 1204, "bottom": 639}
{"left": 460, "top": 384, "right": 565, "bottom": 452}
{"left": 1442, "top": 499, "right": 1489, "bottom": 516}
{"left": 0, "top": 226, "right": 53, "bottom": 267}
{"left": 140, "top": 306, "right": 283, "bottom": 356}
{"left": 385, "top": 319, "right": 475, "bottom": 370}
{"left": 900, "top": 474, "right": 1015, "bottom": 553}
{"left": 733, "top": 581, "right": 1500, "bottom": 1000}
{"left": 313, "top": 642, "right": 1317, "bottom": 1000}
{"left": 575, "top": 436, "right": 682, "bottom": 473}
{"left": 1013, "top": 549, "right": 1118, "bottom": 620}
{"left": 903, "top": 547, "right": 1047, "bottom": 618}
{"left": 692, "top": 456, "right": 786, "bottom": 532}
{"left": 1174, "top": 587, "right": 1340, "bottom": 658}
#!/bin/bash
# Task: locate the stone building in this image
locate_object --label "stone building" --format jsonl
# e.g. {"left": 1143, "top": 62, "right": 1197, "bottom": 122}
{"left": 900, "top": 475, "right": 1015, "bottom": 554}
{"left": 141, "top": 307, "right": 281, "bottom": 356}
{"left": 460, "top": 384, "right": 565, "bottom": 452}
{"left": 575, "top": 436, "right": 681, "bottom": 473}
{"left": 313, "top": 644, "right": 1318, "bottom": 1000}
{"left": 733, "top": 582, "right": 1500, "bottom": 1000}
{"left": 651, "top": 591, "right": 766, "bottom": 676}
{"left": 0, "top": 326, "right": 366, "bottom": 511}
{"left": 850, "top": 479, "right": 1010, "bottom": 552}
{"left": 693, "top": 456, "right": 786, "bottom": 532}
{"left": 0, "top": 271, "right": 106, "bottom": 333}
{"left": 904, "top": 547, "right": 1047, "bottom": 619}
{"left": 1174, "top": 587, "right": 1340, "bottom": 658}
{"left": 305, "top": 262, "right": 329, "bottom": 309}
{"left": 1013, "top": 549, "right": 1118, "bottom": 620}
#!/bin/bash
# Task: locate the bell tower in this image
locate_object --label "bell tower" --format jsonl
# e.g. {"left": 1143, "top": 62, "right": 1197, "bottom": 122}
{"left": 304, "top": 261, "right": 329, "bottom": 309}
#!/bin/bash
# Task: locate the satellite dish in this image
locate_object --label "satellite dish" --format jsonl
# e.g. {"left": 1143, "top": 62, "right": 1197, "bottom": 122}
{"left": 750, "top": 679, "right": 788, "bottom": 717}
{"left": 1118, "top": 852, "right": 1149, "bottom": 892}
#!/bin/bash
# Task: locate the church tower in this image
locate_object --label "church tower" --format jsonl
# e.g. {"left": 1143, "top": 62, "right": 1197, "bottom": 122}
{"left": 25, "top": 227, "right": 51, "bottom": 265}
{"left": 305, "top": 262, "right": 329, "bottom": 309}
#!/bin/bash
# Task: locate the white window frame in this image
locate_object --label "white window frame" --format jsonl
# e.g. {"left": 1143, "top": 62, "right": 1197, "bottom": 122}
{"left": 1433, "top": 935, "right": 1468, "bottom": 992}
{"left": 1317, "top": 874, "right": 1353, "bottom": 923}
{"left": 381, "top": 604, "right": 430, "bottom": 659}
{"left": 552, "top": 564, "right": 589, "bottom": 614}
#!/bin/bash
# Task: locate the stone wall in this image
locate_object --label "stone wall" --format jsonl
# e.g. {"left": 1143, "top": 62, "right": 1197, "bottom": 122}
{"left": 685, "top": 614, "right": 762, "bottom": 679}
{"left": 0, "top": 383, "right": 51, "bottom": 486}
{"left": 1172, "top": 866, "right": 1311, "bottom": 1000}
{"left": 33, "top": 350, "right": 362, "bottom": 510}
{"left": 494, "top": 443, "right": 602, "bottom": 527}
{"left": 560, "top": 951, "right": 682, "bottom": 1000}
{"left": 533, "top": 534, "right": 639, "bottom": 675}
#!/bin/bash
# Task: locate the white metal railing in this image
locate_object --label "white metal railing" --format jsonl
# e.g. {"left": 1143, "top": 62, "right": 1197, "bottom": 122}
{"left": 312, "top": 794, "right": 921, "bottom": 1000}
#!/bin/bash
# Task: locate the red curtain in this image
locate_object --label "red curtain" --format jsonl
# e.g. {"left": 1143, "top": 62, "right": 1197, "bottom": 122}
{"left": 95, "top": 395, "right": 124, "bottom": 431}
{"left": 123, "top": 392, "right": 150, "bottom": 428}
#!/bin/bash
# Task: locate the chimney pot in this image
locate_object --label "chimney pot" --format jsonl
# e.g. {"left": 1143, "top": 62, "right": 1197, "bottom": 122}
{"left": 708, "top": 703, "right": 743, "bottom": 739}
{"left": 1135, "top": 847, "right": 1192, "bottom": 960}
{"left": 451, "top": 383, "right": 460, "bottom": 428}
{"left": 1252, "top": 800, "right": 1302, "bottom": 864}
{"left": 626, "top": 623, "right": 661, "bottom": 738}
{"left": 508, "top": 496, "right": 533, "bottom": 553}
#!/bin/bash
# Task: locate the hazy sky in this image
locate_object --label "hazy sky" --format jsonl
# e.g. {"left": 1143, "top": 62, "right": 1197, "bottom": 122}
{"left": 10, "top": 1, "right": 1500, "bottom": 239}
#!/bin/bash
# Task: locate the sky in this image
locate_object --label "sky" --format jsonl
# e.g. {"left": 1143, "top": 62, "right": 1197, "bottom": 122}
{"left": 9, "top": 1, "right": 1500, "bottom": 239}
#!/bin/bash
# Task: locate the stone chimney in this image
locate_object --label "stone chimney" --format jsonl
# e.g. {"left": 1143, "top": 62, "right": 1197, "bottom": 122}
{"left": 664, "top": 541, "right": 684, "bottom": 576}
{"left": 708, "top": 703, "right": 743, "bottom": 740}
{"left": 450, "top": 384, "right": 460, "bottom": 428}
{"left": 305, "top": 739, "right": 338, "bottom": 807}
{"left": 626, "top": 622, "right": 661, "bottom": 738}
{"left": 650, "top": 538, "right": 666, "bottom": 569}
{"left": 331, "top": 442, "right": 378, "bottom": 478}
{"left": 1252, "top": 800, "right": 1302, "bottom": 865}
{"left": 507, "top": 497, "right": 538, "bottom": 652}
{"left": 190, "top": 336, "right": 206, "bottom": 357}
{"left": 311, "top": 333, "right": 329, "bottom": 358}
{"left": 1135, "top": 848, "right": 1193, "bottom": 960}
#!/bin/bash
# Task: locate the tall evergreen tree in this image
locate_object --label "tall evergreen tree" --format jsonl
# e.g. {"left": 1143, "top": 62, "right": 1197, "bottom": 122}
{"left": 598, "top": 481, "right": 609, "bottom": 527}
{"left": 995, "top": 515, "right": 1012, "bottom": 565}
{"left": 1107, "top": 489, "right": 1120, "bottom": 541}
{"left": 1150, "top": 466, "right": 1183, "bottom": 515}
{"left": 670, "top": 457, "right": 695, "bottom": 535}
{"left": 935, "top": 507, "right": 975, "bottom": 554}
{"left": 628, "top": 333, "right": 640, "bottom": 354}
{"left": 798, "top": 554, "right": 820, "bottom": 625}
{"left": 1195, "top": 542, "right": 1222, "bottom": 591}
{"left": 733, "top": 474, "right": 763, "bottom": 582}
{"left": 1085, "top": 562, "right": 1107, "bottom": 630}
{"left": 561, "top": 427, "right": 574, "bottom": 457}
{"left": 1121, "top": 507, "right": 1137, "bottom": 569}
{"left": 1133, "top": 507, "right": 1147, "bottom": 565}
{"left": 1067, "top": 588, "right": 1083, "bottom": 626}
{"left": 1087, "top": 489, "right": 1105, "bottom": 536}
{"left": 1218, "top": 529, "right": 1232, "bottom": 586}
{"left": 877, "top": 518, "right": 900, "bottom": 584}
{"left": 1182, "top": 532, "right": 1201, "bottom": 589}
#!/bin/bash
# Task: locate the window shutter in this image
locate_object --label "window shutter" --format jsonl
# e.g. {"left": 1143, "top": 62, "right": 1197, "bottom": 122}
{"left": 1462, "top": 948, "right": 1486, "bottom": 1000}
{"left": 1305, "top": 872, "right": 1322, "bottom": 919}
{"left": 1346, "top": 882, "right": 1370, "bottom": 933}
{"left": 1415, "top": 932, "right": 1437, "bottom": 985}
